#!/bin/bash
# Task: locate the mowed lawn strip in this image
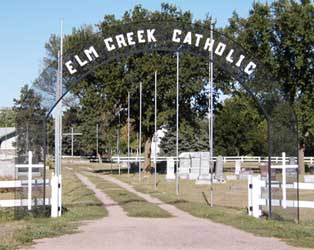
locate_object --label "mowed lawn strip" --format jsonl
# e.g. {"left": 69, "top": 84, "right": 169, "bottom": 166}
{"left": 0, "top": 168, "right": 107, "bottom": 250}
{"left": 85, "top": 173, "right": 172, "bottom": 218}
{"left": 115, "top": 173, "right": 314, "bottom": 249}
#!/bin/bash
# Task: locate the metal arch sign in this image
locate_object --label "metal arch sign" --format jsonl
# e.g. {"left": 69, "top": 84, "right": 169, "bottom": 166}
{"left": 62, "top": 21, "right": 257, "bottom": 79}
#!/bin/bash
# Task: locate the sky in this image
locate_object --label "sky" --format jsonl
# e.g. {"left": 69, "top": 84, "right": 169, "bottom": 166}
{"left": 0, "top": 0, "right": 271, "bottom": 108}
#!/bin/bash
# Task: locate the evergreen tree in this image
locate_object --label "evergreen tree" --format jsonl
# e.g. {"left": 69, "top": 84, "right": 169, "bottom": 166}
{"left": 13, "top": 85, "right": 46, "bottom": 162}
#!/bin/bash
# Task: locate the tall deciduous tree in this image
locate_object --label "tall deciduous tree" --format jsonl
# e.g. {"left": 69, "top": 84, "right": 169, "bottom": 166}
{"left": 224, "top": 0, "right": 314, "bottom": 173}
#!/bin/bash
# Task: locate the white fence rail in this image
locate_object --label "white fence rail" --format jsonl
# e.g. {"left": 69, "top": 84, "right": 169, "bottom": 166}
{"left": 110, "top": 155, "right": 314, "bottom": 164}
{"left": 0, "top": 151, "right": 51, "bottom": 209}
{"left": 248, "top": 152, "right": 314, "bottom": 218}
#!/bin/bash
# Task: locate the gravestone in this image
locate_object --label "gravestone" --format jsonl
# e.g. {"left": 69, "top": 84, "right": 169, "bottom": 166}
{"left": 304, "top": 175, "right": 314, "bottom": 183}
{"left": 287, "top": 157, "right": 298, "bottom": 177}
{"left": 179, "top": 153, "right": 190, "bottom": 179}
{"left": 166, "top": 158, "right": 175, "bottom": 180}
{"left": 259, "top": 164, "right": 276, "bottom": 180}
{"left": 179, "top": 152, "right": 211, "bottom": 180}
{"left": 235, "top": 160, "right": 241, "bottom": 176}
{"left": 215, "top": 155, "right": 224, "bottom": 181}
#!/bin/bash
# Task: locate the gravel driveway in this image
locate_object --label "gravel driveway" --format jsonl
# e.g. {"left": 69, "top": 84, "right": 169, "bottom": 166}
{"left": 30, "top": 173, "right": 296, "bottom": 250}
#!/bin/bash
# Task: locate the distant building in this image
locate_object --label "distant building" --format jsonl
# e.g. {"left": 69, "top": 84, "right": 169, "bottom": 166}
{"left": 0, "top": 127, "right": 16, "bottom": 150}
{"left": 0, "top": 127, "right": 16, "bottom": 177}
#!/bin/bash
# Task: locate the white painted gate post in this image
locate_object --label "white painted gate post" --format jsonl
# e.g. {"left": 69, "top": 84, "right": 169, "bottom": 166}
{"left": 51, "top": 173, "right": 58, "bottom": 217}
{"left": 248, "top": 175, "right": 253, "bottom": 216}
{"left": 27, "top": 151, "right": 32, "bottom": 211}
{"left": 58, "top": 175, "right": 62, "bottom": 216}
{"left": 249, "top": 175, "right": 263, "bottom": 218}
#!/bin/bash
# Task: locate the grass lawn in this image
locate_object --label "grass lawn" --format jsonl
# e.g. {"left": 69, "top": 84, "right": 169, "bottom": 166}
{"left": 0, "top": 167, "right": 107, "bottom": 250}
{"left": 111, "top": 172, "right": 314, "bottom": 249}
{"left": 84, "top": 172, "right": 172, "bottom": 218}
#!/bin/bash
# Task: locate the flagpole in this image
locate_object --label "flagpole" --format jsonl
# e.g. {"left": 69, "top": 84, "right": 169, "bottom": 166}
{"left": 127, "top": 91, "right": 130, "bottom": 177}
{"left": 209, "top": 22, "right": 214, "bottom": 207}
{"left": 139, "top": 82, "right": 142, "bottom": 181}
{"left": 154, "top": 71, "right": 157, "bottom": 190}
{"left": 176, "top": 52, "right": 180, "bottom": 196}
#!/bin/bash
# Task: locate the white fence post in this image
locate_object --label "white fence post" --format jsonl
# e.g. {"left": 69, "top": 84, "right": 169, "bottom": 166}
{"left": 51, "top": 173, "right": 58, "bottom": 217}
{"left": 248, "top": 175, "right": 253, "bottom": 216}
{"left": 27, "top": 151, "right": 32, "bottom": 211}
{"left": 282, "top": 152, "right": 287, "bottom": 209}
{"left": 248, "top": 174, "right": 264, "bottom": 218}
{"left": 58, "top": 175, "right": 62, "bottom": 216}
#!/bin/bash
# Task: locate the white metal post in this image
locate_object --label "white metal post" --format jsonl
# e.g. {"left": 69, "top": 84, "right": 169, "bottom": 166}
{"left": 127, "top": 92, "right": 130, "bottom": 177}
{"left": 27, "top": 151, "right": 32, "bottom": 211}
{"left": 57, "top": 19, "right": 64, "bottom": 216}
{"left": 71, "top": 127, "right": 74, "bottom": 158}
{"left": 209, "top": 22, "right": 214, "bottom": 207}
{"left": 96, "top": 124, "right": 99, "bottom": 158}
{"left": 154, "top": 71, "right": 157, "bottom": 190}
{"left": 282, "top": 152, "right": 287, "bottom": 208}
{"left": 139, "top": 82, "right": 142, "bottom": 181}
{"left": 176, "top": 52, "right": 180, "bottom": 195}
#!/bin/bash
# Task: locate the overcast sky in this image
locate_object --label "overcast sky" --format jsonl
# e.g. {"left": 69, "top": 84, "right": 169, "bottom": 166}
{"left": 0, "top": 0, "right": 272, "bottom": 107}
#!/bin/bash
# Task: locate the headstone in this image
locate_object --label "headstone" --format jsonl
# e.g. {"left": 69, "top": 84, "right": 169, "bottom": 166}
{"left": 215, "top": 155, "right": 224, "bottom": 181}
{"left": 304, "top": 175, "right": 314, "bottom": 183}
{"left": 259, "top": 164, "right": 276, "bottom": 180}
{"left": 235, "top": 160, "right": 241, "bottom": 176}
{"left": 166, "top": 158, "right": 175, "bottom": 180}
{"left": 287, "top": 157, "right": 298, "bottom": 177}
{"left": 179, "top": 153, "right": 191, "bottom": 179}
{"left": 226, "top": 175, "right": 237, "bottom": 181}
{"left": 239, "top": 169, "right": 253, "bottom": 180}
{"left": 289, "top": 157, "right": 296, "bottom": 165}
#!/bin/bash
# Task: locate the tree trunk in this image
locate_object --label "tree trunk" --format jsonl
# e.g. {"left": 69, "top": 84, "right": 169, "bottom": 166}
{"left": 144, "top": 137, "right": 152, "bottom": 172}
{"left": 298, "top": 142, "right": 305, "bottom": 175}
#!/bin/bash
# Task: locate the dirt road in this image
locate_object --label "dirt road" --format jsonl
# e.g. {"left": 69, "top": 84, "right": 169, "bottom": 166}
{"left": 31, "top": 173, "right": 296, "bottom": 250}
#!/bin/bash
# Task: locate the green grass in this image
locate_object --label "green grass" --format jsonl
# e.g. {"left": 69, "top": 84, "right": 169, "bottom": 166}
{"left": 85, "top": 173, "right": 172, "bottom": 218}
{"left": 0, "top": 167, "right": 107, "bottom": 250}
{"left": 113, "top": 173, "right": 314, "bottom": 249}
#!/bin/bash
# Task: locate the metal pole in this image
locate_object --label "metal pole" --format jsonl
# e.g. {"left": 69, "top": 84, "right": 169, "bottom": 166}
{"left": 96, "top": 124, "right": 99, "bottom": 157}
{"left": 128, "top": 92, "right": 130, "bottom": 177}
{"left": 176, "top": 52, "right": 180, "bottom": 195}
{"left": 58, "top": 19, "right": 63, "bottom": 217}
{"left": 139, "top": 82, "right": 142, "bottom": 181}
{"left": 71, "top": 127, "right": 74, "bottom": 158}
{"left": 209, "top": 22, "right": 214, "bottom": 207}
{"left": 117, "top": 114, "right": 120, "bottom": 175}
{"left": 154, "top": 71, "right": 157, "bottom": 190}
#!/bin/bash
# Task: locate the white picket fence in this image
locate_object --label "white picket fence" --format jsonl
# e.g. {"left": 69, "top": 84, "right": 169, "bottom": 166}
{"left": 248, "top": 152, "right": 314, "bottom": 218}
{"left": 111, "top": 155, "right": 314, "bottom": 164}
{"left": 0, "top": 151, "right": 51, "bottom": 209}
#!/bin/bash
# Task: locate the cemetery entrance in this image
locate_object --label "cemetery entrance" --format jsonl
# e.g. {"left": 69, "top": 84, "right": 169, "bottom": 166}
{"left": 16, "top": 20, "right": 299, "bottom": 221}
